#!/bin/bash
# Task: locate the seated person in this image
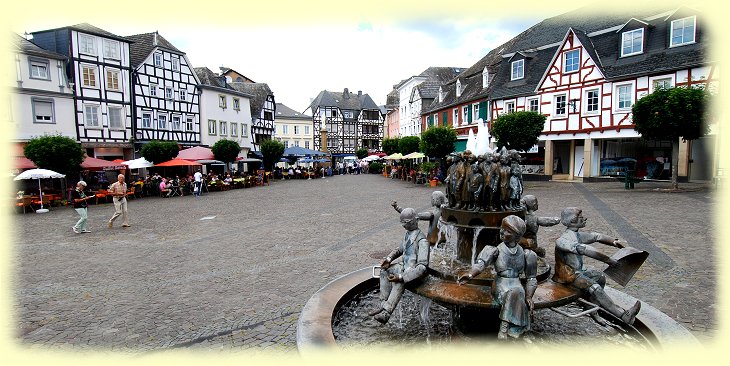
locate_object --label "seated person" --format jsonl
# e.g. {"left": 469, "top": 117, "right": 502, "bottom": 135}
{"left": 159, "top": 178, "right": 171, "bottom": 197}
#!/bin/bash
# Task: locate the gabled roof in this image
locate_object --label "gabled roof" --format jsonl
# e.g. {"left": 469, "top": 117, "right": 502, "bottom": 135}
{"left": 194, "top": 67, "right": 253, "bottom": 98}
{"left": 221, "top": 67, "right": 256, "bottom": 83}
{"left": 276, "top": 103, "right": 310, "bottom": 119}
{"left": 12, "top": 33, "right": 66, "bottom": 60}
{"left": 308, "top": 89, "right": 379, "bottom": 112}
{"left": 616, "top": 18, "right": 651, "bottom": 33}
{"left": 125, "top": 32, "right": 184, "bottom": 67}
{"left": 228, "top": 82, "right": 274, "bottom": 117}
{"left": 385, "top": 88, "right": 399, "bottom": 108}
{"left": 32, "top": 23, "right": 130, "bottom": 43}
{"left": 535, "top": 28, "right": 606, "bottom": 92}
{"left": 395, "top": 66, "right": 464, "bottom": 90}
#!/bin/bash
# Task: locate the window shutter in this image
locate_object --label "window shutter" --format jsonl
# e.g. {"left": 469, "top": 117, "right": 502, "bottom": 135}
{"left": 479, "top": 101, "right": 487, "bottom": 120}
{"left": 442, "top": 112, "right": 448, "bottom": 126}
{"left": 467, "top": 106, "right": 472, "bottom": 123}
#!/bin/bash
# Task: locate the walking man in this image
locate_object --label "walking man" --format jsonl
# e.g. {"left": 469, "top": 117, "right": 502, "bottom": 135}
{"left": 71, "top": 181, "right": 94, "bottom": 233}
{"left": 108, "top": 174, "right": 130, "bottom": 228}
{"left": 194, "top": 169, "right": 203, "bottom": 197}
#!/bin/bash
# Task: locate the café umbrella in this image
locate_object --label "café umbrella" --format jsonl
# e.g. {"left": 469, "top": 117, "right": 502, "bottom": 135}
{"left": 13, "top": 168, "right": 66, "bottom": 213}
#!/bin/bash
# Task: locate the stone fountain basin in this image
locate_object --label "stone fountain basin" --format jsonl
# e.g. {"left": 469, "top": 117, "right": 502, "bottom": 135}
{"left": 296, "top": 267, "right": 700, "bottom": 354}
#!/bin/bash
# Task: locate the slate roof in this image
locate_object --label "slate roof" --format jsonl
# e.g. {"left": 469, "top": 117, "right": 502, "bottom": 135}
{"left": 423, "top": 3, "right": 707, "bottom": 114}
{"left": 125, "top": 32, "right": 184, "bottom": 67}
{"left": 32, "top": 23, "right": 129, "bottom": 43}
{"left": 228, "top": 82, "right": 274, "bottom": 117}
{"left": 12, "top": 33, "right": 66, "bottom": 60}
{"left": 308, "top": 89, "right": 380, "bottom": 112}
{"left": 275, "top": 103, "right": 310, "bottom": 119}
{"left": 385, "top": 88, "right": 399, "bottom": 109}
{"left": 194, "top": 67, "right": 254, "bottom": 98}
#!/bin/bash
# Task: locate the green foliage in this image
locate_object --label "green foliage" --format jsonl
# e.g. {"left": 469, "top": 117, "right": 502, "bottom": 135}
{"left": 491, "top": 111, "right": 545, "bottom": 152}
{"left": 420, "top": 126, "right": 457, "bottom": 161}
{"left": 632, "top": 86, "right": 709, "bottom": 142}
{"left": 398, "top": 136, "right": 421, "bottom": 154}
{"left": 382, "top": 137, "right": 400, "bottom": 155}
{"left": 261, "top": 139, "right": 285, "bottom": 171}
{"left": 419, "top": 161, "right": 437, "bottom": 174}
{"left": 212, "top": 139, "right": 241, "bottom": 164}
{"left": 23, "top": 134, "right": 85, "bottom": 175}
{"left": 369, "top": 162, "right": 384, "bottom": 174}
{"left": 140, "top": 140, "right": 180, "bottom": 164}
{"left": 355, "top": 148, "right": 368, "bottom": 159}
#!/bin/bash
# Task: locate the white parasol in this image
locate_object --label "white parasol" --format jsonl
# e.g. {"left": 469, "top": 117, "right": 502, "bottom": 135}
{"left": 13, "top": 168, "right": 66, "bottom": 213}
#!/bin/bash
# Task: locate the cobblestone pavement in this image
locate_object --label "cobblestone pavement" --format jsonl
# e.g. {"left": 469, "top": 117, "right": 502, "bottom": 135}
{"left": 9, "top": 174, "right": 719, "bottom": 355}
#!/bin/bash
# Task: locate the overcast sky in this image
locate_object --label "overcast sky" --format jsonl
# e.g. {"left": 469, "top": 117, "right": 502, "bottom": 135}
{"left": 11, "top": 0, "right": 703, "bottom": 114}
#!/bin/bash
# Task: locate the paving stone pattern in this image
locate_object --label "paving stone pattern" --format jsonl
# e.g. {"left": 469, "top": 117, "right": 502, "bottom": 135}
{"left": 11, "top": 175, "right": 718, "bottom": 354}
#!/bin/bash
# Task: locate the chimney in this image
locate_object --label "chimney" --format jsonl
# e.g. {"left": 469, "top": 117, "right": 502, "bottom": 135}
{"left": 343, "top": 88, "right": 349, "bottom": 99}
{"left": 358, "top": 90, "right": 362, "bottom": 97}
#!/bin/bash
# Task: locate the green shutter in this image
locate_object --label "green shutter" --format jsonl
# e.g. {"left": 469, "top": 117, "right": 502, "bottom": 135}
{"left": 467, "top": 106, "right": 472, "bottom": 123}
{"left": 454, "top": 139, "right": 467, "bottom": 152}
{"left": 479, "top": 101, "right": 487, "bottom": 120}
{"left": 442, "top": 112, "right": 448, "bottom": 126}
{"left": 427, "top": 115, "right": 433, "bottom": 128}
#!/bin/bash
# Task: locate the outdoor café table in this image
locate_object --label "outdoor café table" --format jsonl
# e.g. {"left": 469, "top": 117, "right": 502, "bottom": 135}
{"left": 233, "top": 178, "right": 245, "bottom": 188}
{"left": 169, "top": 185, "right": 182, "bottom": 197}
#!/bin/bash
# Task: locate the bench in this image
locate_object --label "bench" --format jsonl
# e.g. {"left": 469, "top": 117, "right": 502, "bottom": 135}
{"left": 617, "top": 170, "right": 643, "bottom": 189}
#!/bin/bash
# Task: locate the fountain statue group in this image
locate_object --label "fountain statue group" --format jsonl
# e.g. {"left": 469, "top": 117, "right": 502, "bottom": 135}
{"left": 370, "top": 160, "right": 645, "bottom": 340}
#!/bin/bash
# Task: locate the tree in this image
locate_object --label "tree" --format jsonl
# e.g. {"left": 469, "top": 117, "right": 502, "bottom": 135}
{"left": 212, "top": 139, "right": 241, "bottom": 172}
{"left": 140, "top": 140, "right": 180, "bottom": 164}
{"left": 632, "top": 86, "right": 710, "bottom": 189}
{"left": 261, "top": 138, "right": 285, "bottom": 172}
{"left": 382, "top": 137, "right": 400, "bottom": 156}
{"left": 420, "top": 126, "right": 457, "bottom": 164}
{"left": 24, "top": 134, "right": 85, "bottom": 175}
{"left": 490, "top": 111, "right": 545, "bottom": 153}
{"left": 355, "top": 148, "right": 368, "bottom": 159}
{"left": 398, "top": 136, "right": 421, "bottom": 155}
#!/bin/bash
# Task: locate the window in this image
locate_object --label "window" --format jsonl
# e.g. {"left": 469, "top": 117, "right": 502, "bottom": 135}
{"left": 103, "top": 39, "right": 119, "bottom": 59}
{"left": 158, "top": 114, "right": 168, "bottom": 129}
{"left": 32, "top": 98, "right": 54, "bottom": 123}
{"left": 456, "top": 79, "right": 462, "bottom": 97}
{"left": 179, "top": 89, "right": 187, "bottom": 101}
{"left": 241, "top": 123, "right": 248, "bottom": 137}
{"left": 172, "top": 115, "right": 182, "bottom": 130}
{"left": 652, "top": 78, "right": 672, "bottom": 92}
{"left": 343, "top": 111, "right": 354, "bottom": 119}
{"left": 29, "top": 59, "right": 49, "bottom": 80}
{"left": 219, "top": 121, "right": 227, "bottom": 136}
{"left": 586, "top": 89, "right": 600, "bottom": 113}
{"left": 621, "top": 29, "right": 644, "bottom": 57}
{"left": 108, "top": 107, "right": 123, "bottom": 129}
{"left": 219, "top": 95, "right": 227, "bottom": 108}
{"left": 282, "top": 125, "right": 288, "bottom": 134}
{"left": 171, "top": 57, "right": 179, "bottom": 71}
{"left": 154, "top": 53, "right": 163, "bottom": 67}
{"left": 142, "top": 112, "right": 152, "bottom": 128}
{"left": 511, "top": 59, "right": 524, "bottom": 80}
{"left": 233, "top": 98, "right": 240, "bottom": 110}
{"left": 185, "top": 116, "right": 194, "bottom": 131}
{"left": 616, "top": 84, "right": 633, "bottom": 110}
{"left": 473, "top": 104, "right": 480, "bottom": 121}
{"left": 165, "top": 87, "right": 173, "bottom": 100}
{"left": 505, "top": 102, "right": 515, "bottom": 114}
{"left": 230, "top": 122, "right": 238, "bottom": 137}
{"left": 208, "top": 120, "right": 216, "bottom": 135}
{"left": 264, "top": 111, "right": 273, "bottom": 121}
{"left": 463, "top": 106, "right": 469, "bottom": 124}
{"left": 84, "top": 105, "right": 100, "bottom": 127}
{"left": 482, "top": 67, "right": 489, "bottom": 88}
{"left": 78, "top": 34, "right": 96, "bottom": 55}
{"left": 106, "top": 69, "right": 120, "bottom": 91}
{"left": 434, "top": 114, "right": 439, "bottom": 125}
{"left": 284, "top": 140, "right": 289, "bottom": 148}
{"left": 554, "top": 95, "right": 566, "bottom": 116}
{"left": 81, "top": 65, "right": 97, "bottom": 87}
{"left": 453, "top": 109, "right": 459, "bottom": 124}
{"left": 149, "top": 83, "right": 157, "bottom": 97}
{"left": 564, "top": 49, "right": 580, "bottom": 73}
{"left": 294, "top": 125, "right": 299, "bottom": 135}
{"left": 304, "top": 125, "right": 310, "bottom": 135}
{"left": 294, "top": 140, "right": 300, "bottom": 147}
{"left": 305, "top": 141, "right": 310, "bottom": 149}
{"left": 670, "top": 16, "right": 696, "bottom": 47}
{"left": 527, "top": 98, "right": 539, "bottom": 112}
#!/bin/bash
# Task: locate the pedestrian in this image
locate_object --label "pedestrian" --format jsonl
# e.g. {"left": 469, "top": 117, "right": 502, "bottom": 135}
{"left": 108, "top": 173, "right": 130, "bottom": 228}
{"left": 194, "top": 169, "right": 203, "bottom": 196}
{"left": 71, "top": 181, "right": 94, "bottom": 233}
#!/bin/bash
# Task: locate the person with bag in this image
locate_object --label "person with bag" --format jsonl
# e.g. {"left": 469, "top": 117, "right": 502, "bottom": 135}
{"left": 108, "top": 174, "right": 130, "bottom": 228}
{"left": 71, "top": 181, "right": 94, "bottom": 233}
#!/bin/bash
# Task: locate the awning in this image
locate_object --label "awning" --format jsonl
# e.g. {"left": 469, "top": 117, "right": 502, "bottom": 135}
{"left": 177, "top": 146, "right": 214, "bottom": 161}
{"left": 196, "top": 159, "right": 225, "bottom": 165}
{"left": 155, "top": 158, "right": 202, "bottom": 167}
{"left": 402, "top": 152, "right": 425, "bottom": 159}
{"left": 122, "top": 157, "right": 154, "bottom": 169}
{"left": 14, "top": 156, "right": 37, "bottom": 170}
{"left": 81, "top": 156, "right": 127, "bottom": 170}
{"left": 283, "top": 146, "right": 328, "bottom": 156}
{"left": 384, "top": 153, "right": 403, "bottom": 160}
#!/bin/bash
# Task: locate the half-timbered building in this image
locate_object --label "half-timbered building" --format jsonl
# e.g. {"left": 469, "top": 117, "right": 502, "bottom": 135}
{"left": 308, "top": 88, "right": 383, "bottom": 155}
{"left": 227, "top": 82, "right": 275, "bottom": 152}
{"left": 30, "top": 23, "right": 134, "bottom": 160}
{"left": 125, "top": 32, "right": 201, "bottom": 147}
{"left": 423, "top": 6, "right": 716, "bottom": 182}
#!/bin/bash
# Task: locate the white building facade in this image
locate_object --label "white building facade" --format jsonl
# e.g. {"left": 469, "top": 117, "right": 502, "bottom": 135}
{"left": 274, "top": 103, "right": 313, "bottom": 150}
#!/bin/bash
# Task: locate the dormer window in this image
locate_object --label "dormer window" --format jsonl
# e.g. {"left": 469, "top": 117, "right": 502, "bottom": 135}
{"left": 621, "top": 29, "right": 644, "bottom": 57}
{"left": 456, "top": 79, "right": 462, "bottom": 97}
{"left": 511, "top": 59, "right": 524, "bottom": 80}
{"left": 670, "top": 16, "right": 696, "bottom": 47}
{"left": 563, "top": 49, "right": 580, "bottom": 73}
{"left": 438, "top": 87, "right": 444, "bottom": 103}
{"left": 78, "top": 34, "right": 96, "bottom": 55}
{"left": 482, "top": 67, "right": 489, "bottom": 88}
